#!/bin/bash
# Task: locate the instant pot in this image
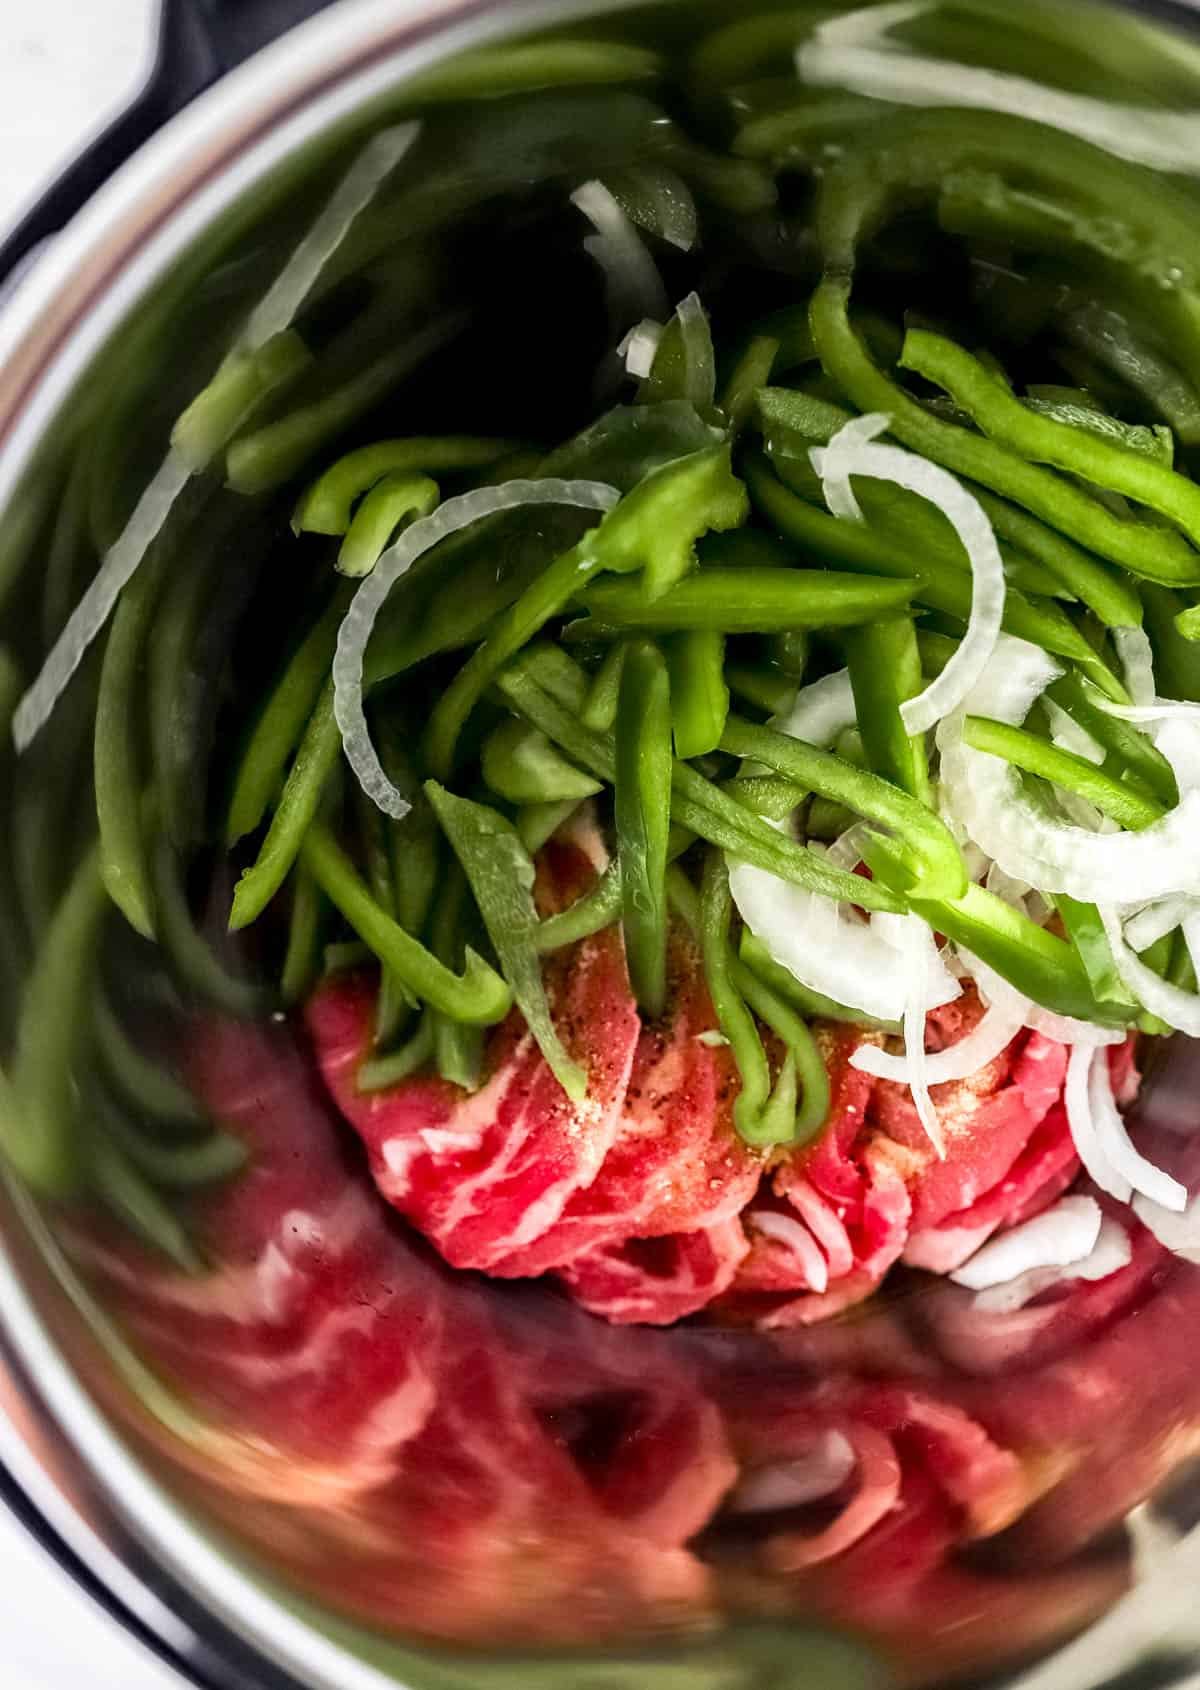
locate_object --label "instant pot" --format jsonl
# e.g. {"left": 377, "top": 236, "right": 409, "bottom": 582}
{"left": 5, "top": 2, "right": 1200, "bottom": 1688}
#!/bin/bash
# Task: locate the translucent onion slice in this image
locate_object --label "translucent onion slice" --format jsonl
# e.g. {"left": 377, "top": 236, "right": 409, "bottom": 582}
{"left": 851, "top": 992, "right": 1025, "bottom": 1086}
{"left": 1123, "top": 895, "right": 1197, "bottom": 954}
{"left": 571, "top": 179, "right": 669, "bottom": 327}
{"left": 951, "top": 1194, "right": 1102, "bottom": 1291}
{"left": 1100, "top": 905, "right": 1200, "bottom": 1037}
{"left": 750, "top": 1211, "right": 828, "bottom": 1293}
{"left": 1095, "top": 697, "right": 1200, "bottom": 724}
{"left": 797, "top": 0, "right": 1200, "bottom": 175}
{"left": 964, "top": 950, "right": 1123, "bottom": 1047}
{"left": 1045, "top": 700, "right": 1105, "bottom": 766}
{"left": 811, "top": 414, "right": 1005, "bottom": 734}
{"left": 1133, "top": 1190, "right": 1200, "bottom": 1258}
{"left": 1113, "top": 625, "right": 1157, "bottom": 706}
{"left": 899, "top": 915, "right": 945, "bottom": 1156}
{"left": 13, "top": 124, "right": 423, "bottom": 755}
{"left": 727, "top": 1433, "right": 855, "bottom": 1515}
{"left": 1065, "top": 1045, "right": 1132, "bottom": 1203}
{"left": 1066, "top": 1040, "right": 1186, "bottom": 1210}
{"left": 333, "top": 479, "right": 619, "bottom": 819}
{"left": 972, "top": 1217, "right": 1132, "bottom": 1313}
{"left": 617, "top": 317, "right": 664, "bottom": 380}
{"left": 777, "top": 668, "right": 857, "bottom": 746}
{"left": 939, "top": 637, "right": 1200, "bottom": 903}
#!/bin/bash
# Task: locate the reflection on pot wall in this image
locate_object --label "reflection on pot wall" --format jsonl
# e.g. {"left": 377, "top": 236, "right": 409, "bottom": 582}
{"left": 4, "top": 4, "right": 1200, "bottom": 1689}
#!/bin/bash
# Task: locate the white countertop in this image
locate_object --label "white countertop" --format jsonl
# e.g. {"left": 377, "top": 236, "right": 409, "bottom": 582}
{"left": 1, "top": 10, "right": 200, "bottom": 1686}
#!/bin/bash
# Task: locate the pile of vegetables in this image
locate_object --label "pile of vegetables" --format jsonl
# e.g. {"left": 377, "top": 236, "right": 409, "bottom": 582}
{"left": 6, "top": 0, "right": 1200, "bottom": 1272}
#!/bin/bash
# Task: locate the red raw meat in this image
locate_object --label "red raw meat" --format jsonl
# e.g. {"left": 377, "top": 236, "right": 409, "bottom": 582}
{"left": 67, "top": 1016, "right": 444, "bottom": 1502}
{"left": 559, "top": 1218, "right": 750, "bottom": 1325}
{"left": 306, "top": 829, "right": 642, "bottom": 1273}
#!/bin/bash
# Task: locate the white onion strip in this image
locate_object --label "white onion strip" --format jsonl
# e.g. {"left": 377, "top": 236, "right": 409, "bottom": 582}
{"left": 1045, "top": 700, "right": 1105, "bottom": 766}
{"left": 333, "top": 479, "right": 619, "bottom": 818}
{"left": 951, "top": 1195, "right": 1102, "bottom": 1291}
{"left": 851, "top": 993, "right": 1025, "bottom": 1086}
{"left": 811, "top": 414, "right": 1005, "bottom": 734}
{"left": 571, "top": 179, "right": 669, "bottom": 327}
{"left": 617, "top": 318, "right": 664, "bottom": 380}
{"left": 1096, "top": 696, "right": 1200, "bottom": 724}
{"left": 1100, "top": 905, "right": 1200, "bottom": 1037}
{"left": 1133, "top": 1191, "right": 1200, "bottom": 1258}
{"left": 13, "top": 124, "right": 423, "bottom": 754}
{"left": 1113, "top": 625, "right": 1158, "bottom": 706}
{"left": 1065, "top": 1045, "right": 1132, "bottom": 1203}
{"left": 797, "top": 0, "right": 1200, "bottom": 177}
{"left": 963, "top": 950, "right": 1124, "bottom": 1047}
{"left": 1123, "top": 895, "right": 1197, "bottom": 955}
{"left": 939, "top": 637, "right": 1200, "bottom": 904}
{"left": 900, "top": 916, "right": 944, "bottom": 1157}
{"left": 972, "top": 1217, "right": 1132, "bottom": 1313}
{"left": 750, "top": 1212, "right": 828, "bottom": 1293}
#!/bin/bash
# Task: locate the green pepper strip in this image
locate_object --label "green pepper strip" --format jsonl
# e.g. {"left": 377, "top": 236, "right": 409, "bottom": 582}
{"left": 96, "top": 1093, "right": 248, "bottom": 1191}
{"left": 425, "top": 445, "right": 747, "bottom": 778}
{"left": 229, "top": 680, "right": 342, "bottom": 930}
{"left": 95, "top": 551, "right": 167, "bottom": 936}
{"left": 294, "top": 437, "right": 522, "bottom": 535}
{"left": 353, "top": 784, "right": 418, "bottom": 1044}
{"left": 337, "top": 474, "right": 440, "bottom": 580}
{"left": 579, "top": 568, "right": 915, "bottom": 632}
{"left": 693, "top": 854, "right": 793, "bottom": 1147}
{"left": 497, "top": 659, "right": 904, "bottom": 914}
{"left": 1022, "top": 399, "right": 1173, "bottom": 466}
{"left": 720, "top": 335, "right": 780, "bottom": 438}
{"left": 301, "top": 820, "right": 511, "bottom": 1026}
{"left": 516, "top": 799, "right": 581, "bottom": 854}
{"left": 92, "top": 995, "right": 205, "bottom": 1131}
{"left": 615, "top": 642, "right": 672, "bottom": 1019}
{"left": 1145, "top": 584, "right": 1200, "bottom": 703}
{"left": 667, "top": 631, "right": 728, "bottom": 760}
{"left": 148, "top": 530, "right": 221, "bottom": 849}
{"left": 969, "top": 485, "right": 1142, "bottom": 630}
{"left": 767, "top": 631, "right": 809, "bottom": 682}
{"left": 581, "top": 641, "right": 627, "bottom": 732}
{"left": 725, "top": 665, "right": 796, "bottom": 718}
{"left": 1177, "top": 603, "right": 1200, "bottom": 642}
{"left": 811, "top": 277, "right": 1200, "bottom": 587}
{"left": 1054, "top": 894, "right": 1128, "bottom": 1007}
{"left": 1045, "top": 671, "right": 1177, "bottom": 806}
{"left": 357, "top": 1009, "right": 437, "bottom": 1094}
{"left": 1057, "top": 298, "right": 1200, "bottom": 447}
{"left": 173, "top": 331, "right": 312, "bottom": 473}
{"left": 426, "top": 783, "right": 584, "bottom": 1096}
{"left": 86, "top": 1131, "right": 204, "bottom": 1273}
{"left": 863, "top": 835, "right": 1134, "bottom": 1025}
{"left": 225, "top": 316, "right": 462, "bottom": 496}
{"left": 962, "top": 716, "right": 1165, "bottom": 832}
{"left": 152, "top": 835, "right": 272, "bottom": 1019}
{"left": 7, "top": 849, "right": 107, "bottom": 1196}
{"left": 481, "top": 718, "right": 602, "bottom": 805}
{"left": 281, "top": 865, "right": 324, "bottom": 1008}
{"left": 719, "top": 716, "right": 966, "bottom": 901}
{"left": 739, "top": 931, "right": 899, "bottom": 1031}
{"left": 844, "top": 616, "right": 931, "bottom": 803}
{"left": 428, "top": 866, "right": 486, "bottom": 1092}
{"left": 902, "top": 328, "right": 1200, "bottom": 558}
{"left": 738, "top": 961, "right": 830, "bottom": 1141}
{"left": 227, "top": 600, "right": 345, "bottom": 844}
{"left": 743, "top": 450, "right": 1125, "bottom": 700}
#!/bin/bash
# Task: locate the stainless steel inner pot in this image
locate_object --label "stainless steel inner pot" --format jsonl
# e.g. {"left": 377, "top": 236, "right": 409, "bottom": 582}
{"left": 5, "top": 3, "right": 1200, "bottom": 1688}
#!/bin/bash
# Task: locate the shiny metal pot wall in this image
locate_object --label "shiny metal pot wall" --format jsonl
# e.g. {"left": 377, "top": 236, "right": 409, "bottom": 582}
{"left": 4, "top": 3, "right": 1200, "bottom": 1688}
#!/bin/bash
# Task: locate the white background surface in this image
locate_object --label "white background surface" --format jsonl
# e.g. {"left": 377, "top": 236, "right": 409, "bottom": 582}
{"left": 1, "top": 9, "right": 204, "bottom": 1687}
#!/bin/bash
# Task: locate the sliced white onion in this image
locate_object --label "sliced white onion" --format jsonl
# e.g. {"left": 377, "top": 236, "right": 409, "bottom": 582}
{"left": 1123, "top": 895, "right": 1196, "bottom": 955}
{"left": 1065, "top": 1045, "right": 1132, "bottom": 1203}
{"left": 617, "top": 317, "right": 664, "bottom": 380}
{"left": 1133, "top": 1190, "right": 1200, "bottom": 1258}
{"left": 674, "top": 291, "right": 718, "bottom": 412}
{"left": 1069, "top": 1039, "right": 1187, "bottom": 1210}
{"left": 750, "top": 1211, "right": 828, "bottom": 1293}
{"left": 727, "top": 1432, "right": 856, "bottom": 1515}
{"left": 1101, "top": 904, "right": 1200, "bottom": 1037}
{"left": 571, "top": 179, "right": 669, "bottom": 328}
{"left": 797, "top": 0, "right": 1200, "bottom": 176}
{"left": 851, "top": 993, "right": 1024, "bottom": 1086}
{"left": 900, "top": 916, "right": 944, "bottom": 1156}
{"left": 14, "top": 125, "right": 423, "bottom": 754}
{"left": 776, "top": 668, "right": 857, "bottom": 747}
{"left": 966, "top": 950, "right": 1124, "bottom": 1048}
{"left": 242, "top": 124, "right": 419, "bottom": 349}
{"left": 951, "top": 1194, "right": 1102, "bottom": 1291}
{"left": 811, "top": 414, "right": 1005, "bottom": 734}
{"left": 939, "top": 637, "right": 1200, "bottom": 904}
{"left": 1113, "top": 625, "right": 1157, "bottom": 707}
{"left": 972, "top": 1216, "right": 1133, "bottom": 1313}
{"left": 1045, "top": 699, "right": 1105, "bottom": 767}
{"left": 1094, "top": 696, "right": 1200, "bottom": 725}
{"left": 333, "top": 479, "right": 619, "bottom": 818}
